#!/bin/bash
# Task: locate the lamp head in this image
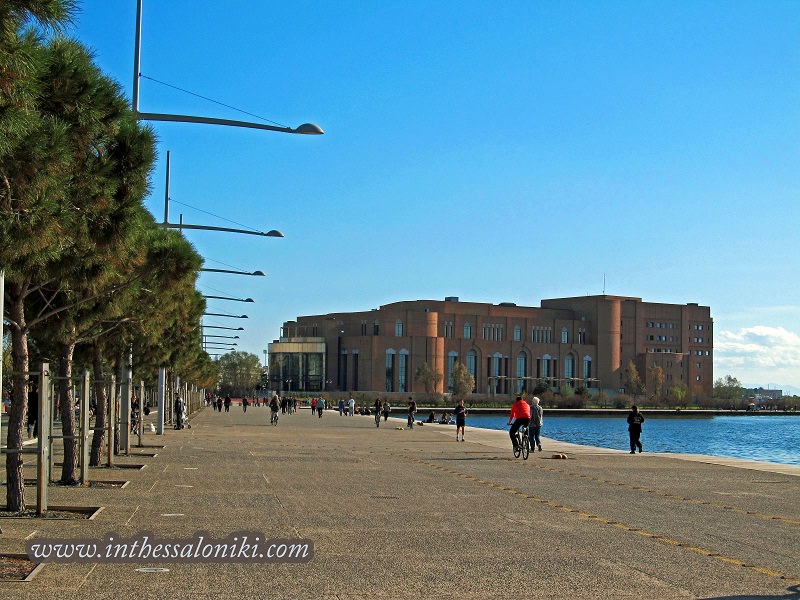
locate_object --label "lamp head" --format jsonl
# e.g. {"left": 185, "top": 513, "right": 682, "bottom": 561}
{"left": 293, "top": 123, "right": 324, "bottom": 135}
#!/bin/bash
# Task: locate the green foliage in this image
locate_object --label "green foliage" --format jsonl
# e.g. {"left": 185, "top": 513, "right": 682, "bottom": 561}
{"left": 216, "top": 351, "right": 262, "bottom": 397}
{"left": 450, "top": 360, "right": 475, "bottom": 400}
{"left": 414, "top": 362, "right": 442, "bottom": 395}
{"left": 621, "top": 361, "right": 643, "bottom": 396}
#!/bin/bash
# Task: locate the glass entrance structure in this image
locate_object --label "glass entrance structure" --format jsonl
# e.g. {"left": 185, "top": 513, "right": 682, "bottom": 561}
{"left": 268, "top": 338, "right": 326, "bottom": 393}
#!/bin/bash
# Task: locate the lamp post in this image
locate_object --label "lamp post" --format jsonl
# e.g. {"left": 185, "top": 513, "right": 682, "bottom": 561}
{"left": 203, "top": 312, "right": 248, "bottom": 319}
{"left": 133, "top": 0, "right": 324, "bottom": 137}
{"left": 203, "top": 325, "right": 244, "bottom": 331}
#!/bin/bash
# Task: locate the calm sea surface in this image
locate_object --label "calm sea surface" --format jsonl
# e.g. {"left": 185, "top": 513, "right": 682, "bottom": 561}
{"left": 463, "top": 414, "right": 800, "bottom": 466}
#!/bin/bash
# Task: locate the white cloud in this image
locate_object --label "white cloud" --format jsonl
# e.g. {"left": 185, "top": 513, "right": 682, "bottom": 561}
{"left": 715, "top": 326, "right": 800, "bottom": 388}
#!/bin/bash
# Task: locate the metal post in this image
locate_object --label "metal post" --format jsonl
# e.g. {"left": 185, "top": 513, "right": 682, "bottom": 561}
{"left": 132, "top": 0, "right": 143, "bottom": 114}
{"left": 137, "top": 380, "right": 145, "bottom": 446}
{"left": 164, "top": 150, "right": 171, "bottom": 224}
{"left": 0, "top": 270, "right": 3, "bottom": 448}
{"left": 37, "top": 362, "right": 51, "bottom": 516}
{"left": 157, "top": 367, "right": 165, "bottom": 435}
{"left": 80, "top": 370, "right": 90, "bottom": 485}
{"left": 107, "top": 375, "right": 115, "bottom": 467}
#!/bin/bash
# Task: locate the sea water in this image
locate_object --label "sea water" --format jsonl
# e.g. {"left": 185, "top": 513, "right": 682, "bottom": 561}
{"left": 462, "top": 414, "right": 800, "bottom": 466}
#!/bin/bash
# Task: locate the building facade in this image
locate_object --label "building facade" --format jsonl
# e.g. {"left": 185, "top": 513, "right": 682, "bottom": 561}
{"left": 268, "top": 295, "right": 713, "bottom": 399}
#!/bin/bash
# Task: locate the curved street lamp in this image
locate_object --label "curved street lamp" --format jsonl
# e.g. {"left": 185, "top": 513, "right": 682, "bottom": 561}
{"left": 200, "top": 268, "right": 265, "bottom": 277}
{"left": 203, "top": 325, "right": 244, "bottom": 331}
{"left": 202, "top": 295, "right": 254, "bottom": 303}
{"left": 203, "top": 312, "right": 248, "bottom": 319}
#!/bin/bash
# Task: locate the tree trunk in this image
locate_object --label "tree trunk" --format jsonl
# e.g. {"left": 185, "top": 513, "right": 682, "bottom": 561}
{"left": 5, "top": 286, "right": 29, "bottom": 512}
{"left": 89, "top": 343, "right": 106, "bottom": 467}
{"left": 58, "top": 341, "right": 79, "bottom": 484}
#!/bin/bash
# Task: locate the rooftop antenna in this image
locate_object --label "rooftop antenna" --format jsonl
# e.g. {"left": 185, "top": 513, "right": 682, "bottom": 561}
{"left": 602, "top": 273, "right": 606, "bottom": 295}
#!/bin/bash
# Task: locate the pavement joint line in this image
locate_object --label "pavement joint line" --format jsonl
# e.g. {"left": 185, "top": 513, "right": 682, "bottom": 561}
{"left": 398, "top": 452, "right": 800, "bottom": 586}
{"left": 124, "top": 505, "right": 140, "bottom": 526}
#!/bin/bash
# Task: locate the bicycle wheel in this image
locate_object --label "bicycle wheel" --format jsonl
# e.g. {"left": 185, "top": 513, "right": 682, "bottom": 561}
{"left": 375, "top": 414, "right": 380, "bottom": 428}
{"left": 522, "top": 430, "right": 530, "bottom": 460}
{"left": 513, "top": 433, "right": 521, "bottom": 458}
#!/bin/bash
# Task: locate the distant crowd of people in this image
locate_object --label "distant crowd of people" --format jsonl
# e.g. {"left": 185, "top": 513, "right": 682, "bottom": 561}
{"left": 192, "top": 390, "right": 647, "bottom": 456}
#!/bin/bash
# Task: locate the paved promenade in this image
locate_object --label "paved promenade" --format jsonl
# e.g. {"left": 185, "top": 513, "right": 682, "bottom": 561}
{"left": 2, "top": 406, "right": 799, "bottom": 599}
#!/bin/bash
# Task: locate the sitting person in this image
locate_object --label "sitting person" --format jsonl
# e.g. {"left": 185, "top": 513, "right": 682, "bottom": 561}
{"left": 438, "top": 412, "right": 449, "bottom": 424}
{"left": 426, "top": 411, "right": 435, "bottom": 423}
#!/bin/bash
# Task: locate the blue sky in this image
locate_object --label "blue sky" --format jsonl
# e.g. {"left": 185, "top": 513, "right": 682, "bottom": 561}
{"left": 68, "top": 1, "right": 799, "bottom": 392}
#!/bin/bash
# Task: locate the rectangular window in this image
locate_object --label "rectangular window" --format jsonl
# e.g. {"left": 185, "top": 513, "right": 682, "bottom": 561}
{"left": 395, "top": 320, "right": 403, "bottom": 337}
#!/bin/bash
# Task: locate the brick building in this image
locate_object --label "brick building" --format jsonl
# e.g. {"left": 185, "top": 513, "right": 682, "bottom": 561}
{"left": 268, "top": 295, "right": 713, "bottom": 399}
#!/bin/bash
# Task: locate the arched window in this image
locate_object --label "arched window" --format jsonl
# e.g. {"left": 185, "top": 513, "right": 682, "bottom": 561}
{"left": 491, "top": 352, "right": 503, "bottom": 394}
{"left": 565, "top": 354, "right": 575, "bottom": 380}
{"left": 398, "top": 349, "right": 409, "bottom": 392}
{"left": 582, "top": 355, "right": 592, "bottom": 380}
{"left": 447, "top": 351, "right": 458, "bottom": 391}
{"left": 541, "top": 354, "right": 552, "bottom": 378}
{"left": 516, "top": 352, "right": 528, "bottom": 394}
{"left": 466, "top": 350, "right": 478, "bottom": 392}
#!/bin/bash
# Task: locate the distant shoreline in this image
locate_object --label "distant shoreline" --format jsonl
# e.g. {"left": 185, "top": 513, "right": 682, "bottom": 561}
{"left": 420, "top": 407, "right": 800, "bottom": 417}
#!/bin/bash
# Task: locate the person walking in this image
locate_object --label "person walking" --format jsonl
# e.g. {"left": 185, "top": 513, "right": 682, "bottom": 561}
{"left": 382, "top": 399, "right": 391, "bottom": 422}
{"left": 317, "top": 397, "right": 326, "bottom": 418}
{"left": 530, "top": 396, "right": 544, "bottom": 452}
{"left": 174, "top": 393, "right": 185, "bottom": 430}
{"left": 310, "top": 397, "right": 317, "bottom": 415}
{"left": 348, "top": 396, "right": 355, "bottom": 416}
{"left": 338, "top": 397, "right": 345, "bottom": 416}
{"left": 407, "top": 397, "right": 417, "bottom": 429}
{"left": 223, "top": 394, "right": 231, "bottom": 413}
{"left": 242, "top": 396, "right": 249, "bottom": 413}
{"left": 627, "top": 405, "right": 645, "bottom": 453}
{"left": 454, "top": 399, "right": 466, "bottom": 442}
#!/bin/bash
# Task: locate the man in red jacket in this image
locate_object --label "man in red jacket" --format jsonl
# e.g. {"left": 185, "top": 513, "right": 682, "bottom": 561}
{"left": 508, "top": 396, "right": 531, "bottom": 451}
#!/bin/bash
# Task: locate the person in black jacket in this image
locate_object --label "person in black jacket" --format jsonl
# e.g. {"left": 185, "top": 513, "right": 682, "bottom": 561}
{"left": 627, "top": 405, "right": 645, "bottom": 453}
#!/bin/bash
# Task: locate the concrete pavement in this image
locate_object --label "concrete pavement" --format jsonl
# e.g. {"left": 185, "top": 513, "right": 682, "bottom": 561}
{"left": 1, "top": 405, "right": 798, "bottom": 599}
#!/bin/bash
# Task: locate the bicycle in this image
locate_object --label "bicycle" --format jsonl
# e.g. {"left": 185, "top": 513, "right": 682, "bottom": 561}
{"left": 513, "top": 424, "right": 531, "bottom": 460}
{"left": 374, "top": 408, "right": 381, "bottom": 428}
{"left": 270, "top": 410, "right": 279, "bottom": 426}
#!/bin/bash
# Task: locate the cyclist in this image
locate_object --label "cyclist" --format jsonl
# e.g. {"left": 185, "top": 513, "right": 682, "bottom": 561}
{"left": 269, "top": 395, "right": 279, "bottom": 425}
{"left": 507, "top": 396, "right": 531, "bottom": 452}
